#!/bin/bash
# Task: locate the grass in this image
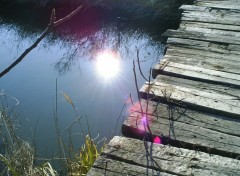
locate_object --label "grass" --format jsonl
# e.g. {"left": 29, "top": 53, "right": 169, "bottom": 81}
{"left": 0, "top": 91, "right": 103, "bottom": 176}
{"left": 67, "top": 135, "right": 101, "bottom": 176}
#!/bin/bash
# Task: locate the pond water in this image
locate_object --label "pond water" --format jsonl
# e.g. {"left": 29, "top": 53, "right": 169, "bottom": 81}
{"left": 0, "top": 4, "right": 175, "bottom": 158}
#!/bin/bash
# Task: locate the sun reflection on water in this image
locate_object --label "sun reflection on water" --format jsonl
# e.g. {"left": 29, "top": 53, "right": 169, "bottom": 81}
{"left": 96, "top": 51, "right": 121, "bottom": 80}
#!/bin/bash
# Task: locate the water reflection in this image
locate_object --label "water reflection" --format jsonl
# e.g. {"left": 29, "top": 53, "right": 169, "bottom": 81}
{"left": 0, "top": 5, "right": 166, "bottom": 158}
{"left": 48, "top": 8, "right": 164, "bottom": 74}
{"left": 52, "top": 24, "right": 162, "bottom": 74}
{"left": 1, "top": 5, "right": 164, "bottom": 74}
{"left": 95, "top": 51, "right": 121, "bottom": 80}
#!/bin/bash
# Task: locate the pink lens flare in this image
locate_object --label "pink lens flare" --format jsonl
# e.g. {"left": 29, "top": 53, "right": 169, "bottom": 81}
{"left": 153, "top": 136, "right": 162, "bottom": 144}
{"left": 141, "top": 116, "right": 148, "bottom": 126}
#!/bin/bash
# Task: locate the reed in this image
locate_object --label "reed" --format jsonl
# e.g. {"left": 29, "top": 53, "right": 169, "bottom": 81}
{"left": 0, "top": 90, "right": 103, "bottom": 176}
{"left": 0, "top": 92, "right": 57, "bottom": 175}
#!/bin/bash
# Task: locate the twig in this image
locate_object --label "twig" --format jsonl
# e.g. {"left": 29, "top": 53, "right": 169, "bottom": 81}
{"left": 0, "top": 5, "right": 83, "bottom": 78}
{"left": 129, "top": 93, "right": 134, "bottom": 106}
{"left": 113, "top": 102, "right": 126, "bottom": 137}
{"left": 133, "top": 60, "right": 144, "bottom": 131}
{"left": 54, "top": 6, "right": 82, "bottom": 27}
{"left": 136, "top": 48, "right": 148, "bottom": 81}
{"left": 133, "top": 59, "right": 153, "bottom": 135}
{"left": 143, "top": 138, "right": 161, "bottom": 170}
{"left": 133, "top": 60, "right": 144, "bottom": 116}
{"left": 146, "top": 68, "right": 153, "bottom": 135}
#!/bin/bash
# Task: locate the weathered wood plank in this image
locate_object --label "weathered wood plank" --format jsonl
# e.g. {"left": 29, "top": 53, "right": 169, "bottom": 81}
{"left": 152, "top": 60, "right": 240, "bottom": 88}
{"left": 162, "top": 29, "right": 240, "bottom": 45}
{"left": 166, "top": 37, "right": 240, "bottom": 55}
{"left": 87, "top": 158, "right": 174, "bottom": 176}
{"left": 166, "top": 48, "right": 240, "bottom": 63}
{"left": 229, "top": 44, "right": 240, "bottom": 51}
{"left": 125, "top": 99, "right": 240, "bottom": 137}
{"left": 154, "top": 55, "right": 240, "bottom": 75}
{"left": 91, "top": 136, "right": 240, "bottom": 176}
{"left": 196, "top": 0, "right": 240, "bottom": 10}
{"left": 180, "top": 4, "right": 208, "bottom": 12}
{"left": 178, "top": 26, "right": 240, "bottom": 36}
{"left": 122, "top": 100, "right": 240, "bottom": 157}
{"left": 139, "top": 75, "right": 240, "bottom": 118}
{"left": 167, "top": 44, "right": 240, "bottom": 58}
{"left": 154, "top": 75, "right": 240, "bottom": 99}
{"left": 180, "top": 21, "right": 240, "bottom": 32}
{"left": 167, "top": 37, "right": 232, "bottom": 54}
{"left": 181, "top": 10, "right": 240, "bottom": 26}
{"left": 181, "top": 4, "right": 240, "bottom": 12}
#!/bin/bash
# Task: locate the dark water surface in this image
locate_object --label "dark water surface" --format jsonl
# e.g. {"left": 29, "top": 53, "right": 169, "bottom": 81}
{"left": 0, "top": 4, "right": 173, "bottom": 157}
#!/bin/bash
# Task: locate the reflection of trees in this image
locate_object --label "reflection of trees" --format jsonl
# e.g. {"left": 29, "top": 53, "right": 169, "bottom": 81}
{"left": 0, "top": 1, "right": 174, "bottom": 74}
{"left": 52, "top": 19, "right": 163, "bottom": 74}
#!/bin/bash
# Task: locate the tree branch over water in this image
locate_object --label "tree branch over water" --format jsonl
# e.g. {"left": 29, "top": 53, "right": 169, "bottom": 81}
{"left": 0, "top": 5, "right": 83, "bottom": 78}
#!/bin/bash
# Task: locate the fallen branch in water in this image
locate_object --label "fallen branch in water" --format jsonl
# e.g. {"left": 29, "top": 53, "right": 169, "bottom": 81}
{"left": 0, "top": 5, "right": 83, "bottom": 78}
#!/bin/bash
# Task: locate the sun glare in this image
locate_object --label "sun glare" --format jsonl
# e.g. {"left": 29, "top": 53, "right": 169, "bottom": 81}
{"left": 96, "top": 51, "right": 120, "bottom": 79}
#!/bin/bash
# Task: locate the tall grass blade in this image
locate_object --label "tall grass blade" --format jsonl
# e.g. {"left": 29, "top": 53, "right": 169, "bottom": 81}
{"left": 42, "top": 162, "right": 57, "bottom": 176}
{"left": 61, "top": 92, "right": 77, "bottom": 113}
{"left": 0, "top": 154, "right": 18, "bottom": 176}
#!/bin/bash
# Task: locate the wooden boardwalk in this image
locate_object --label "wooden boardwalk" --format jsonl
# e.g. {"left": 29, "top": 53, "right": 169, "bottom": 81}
{"left": 88, "top": 0, "right": 240, "bottom": 175}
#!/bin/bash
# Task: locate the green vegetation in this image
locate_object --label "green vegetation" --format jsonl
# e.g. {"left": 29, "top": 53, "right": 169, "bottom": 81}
{"left": 67, "top": 135, "right": 101, "bottom": 175}
{"left": 0, "top": 92, "right": 102, "bottom": 176}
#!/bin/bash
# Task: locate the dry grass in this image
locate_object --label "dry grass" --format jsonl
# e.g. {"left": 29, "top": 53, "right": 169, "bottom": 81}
{"left": 0, "top": 91, "right": 102, "bottom": 176}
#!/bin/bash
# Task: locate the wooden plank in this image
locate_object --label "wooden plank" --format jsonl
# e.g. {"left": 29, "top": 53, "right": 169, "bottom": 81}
{"left": 181, "top": 4, "right": 240, "bottom": 12}
{"left": 90, "top": 136, "right": 240, "bottom": 176}
{"left": 122, "top": 100, "right": 240, "bottom": 157}
{"left": 87, "top": 157, "right": 174, "bottom": 176}
{"left": 181, "top": 11, "right": 240, "bottom": 26}
{"left": 154, "top": 55, "right": 240, "bottom": 75}
{"left": 167, "top": 38, "right": 226, "bottom": 52}
{"left": 165, "top": 47, "right": 240, "bottom": 63}
{"left": 229, "top": 44, "right": 240, "bottom": 51}
{"left": 178, "top": 26, "right": 240, "bottom": 36}
{"left": 196, "top": 0, "right": 240, "bottom": 10}
{"left": 180, "top": 21, "right": 240, "bottom": 32}
{"left": 166, "top": 37, "right": 240, "bottom": 55}
{"left": 166, "top": 46, "right": 240, "bottom": 61}
{"left": 162, "top": 29, "right": 240, "bottom": 45}
{"left": 124, "top": 99, "right": 240, "bottom": 137}
{"left": 158, "top": 60, "right": 240, "bottom": 82}
{"left": 152, "top": 60, "right": 240, "bottom": 88}
{"left": 153, "top": 75, "right": 240, "bottom": 99}
{"left": 180, "top": 4, "right": 208, "bottom": 12}
{"left": 139, "top": 75, "right": 240, "bottom": 118}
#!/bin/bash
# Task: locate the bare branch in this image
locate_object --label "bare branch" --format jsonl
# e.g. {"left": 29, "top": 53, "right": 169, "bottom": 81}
{"left": 136, "top": 48, "right": 148, "bottom": 81}
{"left": 0, "top": 5, "right": 83, "bottom": 78}
{"left": 54, "top": 5, "right": 83, "bottom": 27}
{"left": 133, "top": 60, "right": 144, "bottom": 114}
{"left": 146, "top": 68, "right": 153, "bottom": 135}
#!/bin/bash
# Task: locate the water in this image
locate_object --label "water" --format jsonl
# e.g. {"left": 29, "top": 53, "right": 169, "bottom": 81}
{"left": 0, "top": 5, "right": 167, "bottom": 157}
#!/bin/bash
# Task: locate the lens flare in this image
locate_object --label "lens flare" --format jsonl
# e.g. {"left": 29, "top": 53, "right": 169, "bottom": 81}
{"left": 153, "top": 136, "right": 162, "bottom": 144}
{"left": 96, "top": 52, "right": 120, "bottom": 79}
